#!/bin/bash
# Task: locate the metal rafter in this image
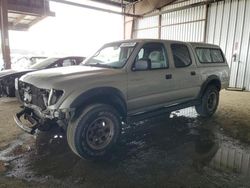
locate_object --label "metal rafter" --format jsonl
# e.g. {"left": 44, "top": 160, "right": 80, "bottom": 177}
{"left": 50, "top": 0, "right": 141, "bottom": 17}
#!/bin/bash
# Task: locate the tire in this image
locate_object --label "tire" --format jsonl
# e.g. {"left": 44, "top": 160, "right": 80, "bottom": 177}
{"left": 67, "top": 104, "right": 121, "bottom": 160}
{"left": 195, "top": 85, "right": 219, "bottom": 117}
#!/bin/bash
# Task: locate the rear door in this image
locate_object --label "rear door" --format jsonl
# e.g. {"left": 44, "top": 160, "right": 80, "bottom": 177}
{"left": 168, "top": 42, "right": 202, "bottom": 101}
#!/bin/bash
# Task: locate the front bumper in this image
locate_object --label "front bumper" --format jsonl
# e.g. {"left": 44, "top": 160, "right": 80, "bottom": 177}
{"left": 14, "top": 104, "right": 74, "bottom": 134}
{"left": 13, "top": 108, "right": 40, "bottom": 134}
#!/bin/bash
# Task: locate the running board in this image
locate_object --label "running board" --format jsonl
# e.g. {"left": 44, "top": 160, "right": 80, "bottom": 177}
{"left": 127, "top": 100, "right": 200, "bottom": 123}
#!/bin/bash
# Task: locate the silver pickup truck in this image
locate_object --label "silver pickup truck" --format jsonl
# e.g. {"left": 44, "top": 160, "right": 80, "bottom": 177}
{"left": 14, "top": 39, "right": 230, "bottom": 160}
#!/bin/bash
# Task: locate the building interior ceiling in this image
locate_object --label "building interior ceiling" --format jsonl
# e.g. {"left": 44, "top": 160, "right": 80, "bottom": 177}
{"left": 6, "top": 0, "right": 54, "bottom": 31}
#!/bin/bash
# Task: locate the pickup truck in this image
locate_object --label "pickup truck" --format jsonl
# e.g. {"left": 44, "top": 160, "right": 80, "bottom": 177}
{"left": 14, "top": 39, "right": 230, "bottom": 160}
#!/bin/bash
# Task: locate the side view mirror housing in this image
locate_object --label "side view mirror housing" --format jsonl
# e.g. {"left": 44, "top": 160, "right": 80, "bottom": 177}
{"left": 133, "top": 59, "right": 151, "bottom": 71}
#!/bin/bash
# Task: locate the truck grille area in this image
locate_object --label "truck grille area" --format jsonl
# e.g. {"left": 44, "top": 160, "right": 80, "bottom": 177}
{"left": 18, "top": 81, "right": 48, "bottom": 110}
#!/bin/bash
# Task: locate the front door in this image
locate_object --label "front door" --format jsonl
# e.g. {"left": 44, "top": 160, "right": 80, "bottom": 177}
{"left": 127, "top": 42, "right": 175, "bottom": 114}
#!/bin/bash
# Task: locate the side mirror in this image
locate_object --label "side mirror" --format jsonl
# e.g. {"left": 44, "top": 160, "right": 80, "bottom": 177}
{"left": 133, "top": 59, "right": 151, "bottom": 71}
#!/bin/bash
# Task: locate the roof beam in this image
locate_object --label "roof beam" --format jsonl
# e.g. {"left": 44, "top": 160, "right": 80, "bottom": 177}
{"left": 50, "top": 0, "right": 141, "bottom": 17}
{"left": 89, "top": 0, "right": 124, "bottom": 7}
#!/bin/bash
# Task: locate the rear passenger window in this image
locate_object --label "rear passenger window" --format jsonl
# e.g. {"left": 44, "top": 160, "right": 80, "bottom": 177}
{"left": 171, "top": 44, "right": 192, "bottom": 68}
{"left": 196, "top": 48, "right": 224, "bottom": 63}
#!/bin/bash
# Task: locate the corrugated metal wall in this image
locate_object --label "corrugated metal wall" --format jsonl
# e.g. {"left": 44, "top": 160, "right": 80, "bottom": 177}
{"left": 161, "top": 6, "right": 206, "bottom": 42}
{"left": 130, "top": 0, "right": 250, "bottom": 90}
{"left": 207, "top": 0, "right": 250, "bottom": 90}
{"left": 133, "top": 0, "right": 207, "bottom": 41}
{"left": 133, "top": 10, "right": 159, "bottom": 39}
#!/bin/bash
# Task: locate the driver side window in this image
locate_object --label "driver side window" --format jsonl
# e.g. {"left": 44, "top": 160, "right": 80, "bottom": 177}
{"left": 135, "top": 43, "right": 168, "bottom": 70}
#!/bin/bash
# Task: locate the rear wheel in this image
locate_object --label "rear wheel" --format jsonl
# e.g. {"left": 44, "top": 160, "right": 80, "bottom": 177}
{"left": 195, "top": 85, "right": 219, "bottom": 117}
{"left": 67, "top": 104, "right": 121, "bottom": 160}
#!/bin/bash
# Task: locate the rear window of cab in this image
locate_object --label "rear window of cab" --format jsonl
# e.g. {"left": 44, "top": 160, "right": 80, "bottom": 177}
{"left": 195, "top": 47, "right": 225, "bottom": 63}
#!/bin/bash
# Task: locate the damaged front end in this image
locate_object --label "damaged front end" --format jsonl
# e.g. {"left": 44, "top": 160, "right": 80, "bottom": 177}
{"left": 14, "top": 80, "right": 72, "bottom": 134}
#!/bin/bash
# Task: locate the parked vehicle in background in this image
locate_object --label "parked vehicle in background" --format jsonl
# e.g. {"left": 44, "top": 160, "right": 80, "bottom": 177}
{"left": 0, "top": 56, "right": 47, "bottom": 71}
{"left": 14, "top": 39, "right": 230, "bottom": 160}
{"left": 0, "top": 56, "right": 85, "bottom": 97}
{"left": 11, "top": 56, "right": 47, "bottom": 70}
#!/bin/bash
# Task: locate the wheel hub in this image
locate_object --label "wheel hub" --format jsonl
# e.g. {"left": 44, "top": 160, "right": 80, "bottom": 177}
{"left": 86, "top": 117, "right": 114, "bottom": 150}
{"left": 207, "top": 92, "right": 217, "bottom": 111}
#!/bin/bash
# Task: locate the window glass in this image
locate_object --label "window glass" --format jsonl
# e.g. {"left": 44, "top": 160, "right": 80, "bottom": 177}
{"left": 136, "top": 43, "right": 168, "bottom": 70}
{"left": 211, "top": 49, "right": 224, "bottom": 63}
{"left": 62, "top": 59, "right": 74, "bottom": 67}
{"left": 30, "top": 58, "right": 60, "bottom": 69}
{"left": 137, "top": 48, "right": 144, "bottom": 59}
{"left": 84, "top": 42, "right": 136, "bottom": 68}
{"left": 171, "top": 44, "right": 192, "bottom": 68}
{"left": 196, "top": 48, "right": 224, "bottom": 63}
{"left": 196, "top": 48, "right": 212, "bottom": 63}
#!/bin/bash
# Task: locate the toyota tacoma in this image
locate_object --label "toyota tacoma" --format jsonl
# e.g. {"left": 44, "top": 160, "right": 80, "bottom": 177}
{"left": 14, "top": 39, "right": 230, "bottom": 160}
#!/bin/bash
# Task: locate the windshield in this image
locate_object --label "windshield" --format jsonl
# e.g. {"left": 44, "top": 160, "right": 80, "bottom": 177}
{"left": 83, "top": 42, "right": 136, "bottom": 68}
{"left": 30, "top": 58, "right": 59, "bottom": 69}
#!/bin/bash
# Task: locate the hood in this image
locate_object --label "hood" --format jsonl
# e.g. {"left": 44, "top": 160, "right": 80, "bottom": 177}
{"left": 20, "top": 66, "right": 120, "bottom": 89}
{"left": 0, "top": 68, "right": 35, "bottom": 78}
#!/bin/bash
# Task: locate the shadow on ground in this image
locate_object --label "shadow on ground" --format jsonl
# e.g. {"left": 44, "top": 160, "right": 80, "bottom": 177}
{"left": 1, "top": 107, "right": 250, "bottom": 188}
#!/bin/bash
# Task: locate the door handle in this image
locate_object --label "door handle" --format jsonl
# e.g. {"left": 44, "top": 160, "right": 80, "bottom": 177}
{"left": 190, "top": 71, "right": 196, "bottom": 76}
{"left": 165, "top": 74, "right": 172, "bottom": 79}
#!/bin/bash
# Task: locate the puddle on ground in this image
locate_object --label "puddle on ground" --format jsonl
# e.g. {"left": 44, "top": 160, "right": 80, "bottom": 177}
{"left": 2, "top": 107, "right": 250, "bottom": 187}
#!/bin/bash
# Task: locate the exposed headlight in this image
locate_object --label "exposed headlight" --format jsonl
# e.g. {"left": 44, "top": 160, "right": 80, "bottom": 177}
{"left": 47, "top": 89, "right": 64, "bottom": 106}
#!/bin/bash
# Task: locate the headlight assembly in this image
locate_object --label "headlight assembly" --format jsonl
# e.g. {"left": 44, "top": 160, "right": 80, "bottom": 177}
{"left": 47, "top": 89, "right": 64, "bottom": 106}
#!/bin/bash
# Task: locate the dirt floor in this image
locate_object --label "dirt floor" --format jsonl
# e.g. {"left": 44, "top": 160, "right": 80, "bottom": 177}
{"left": 0, "top": 90, "right": 250, "bottom": 188}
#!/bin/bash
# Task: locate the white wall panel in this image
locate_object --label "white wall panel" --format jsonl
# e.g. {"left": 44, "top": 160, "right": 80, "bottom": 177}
{"left": 161, "top": 6, "right": 206, "bottom": 42}
{"left": 133, "top": 28, "right": 159, "bottom": 39}
{"left": 207, "top": 0, "right": 250, "bottom": 90}
{"left": 133, "top": 10, "right": 159, "bottom": 39}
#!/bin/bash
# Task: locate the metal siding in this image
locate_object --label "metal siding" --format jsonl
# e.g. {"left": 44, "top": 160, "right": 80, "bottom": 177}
{"left": 133, "top": 10, "right": 159, "bottom": 38}
{"left": 129, "top": 0, "right": 250, "bottom": 90}
{"left": 161, "top": 6, "right": 206, "bottom": 42}
{"left": 245, "top": 34, "right": 250, "bottom": 91}
{"left": 233, "top": 0, "right": 245, "bottom": 88}
{"left": 207, "top": 0, "right": 250, "bottom": 90}
{"left": 134, "top": 28, "right": 159, "bottom": 39}
{"left": 219, "top": 0, "right": 231, "bottom": 53}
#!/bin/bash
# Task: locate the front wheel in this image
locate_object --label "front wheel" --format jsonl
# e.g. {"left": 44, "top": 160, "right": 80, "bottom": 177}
{"left": 67, "top": 104, "right": 121, "bottom": 160}
{"left": 195, "top": 85, "right": 219, "bottom": 117}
